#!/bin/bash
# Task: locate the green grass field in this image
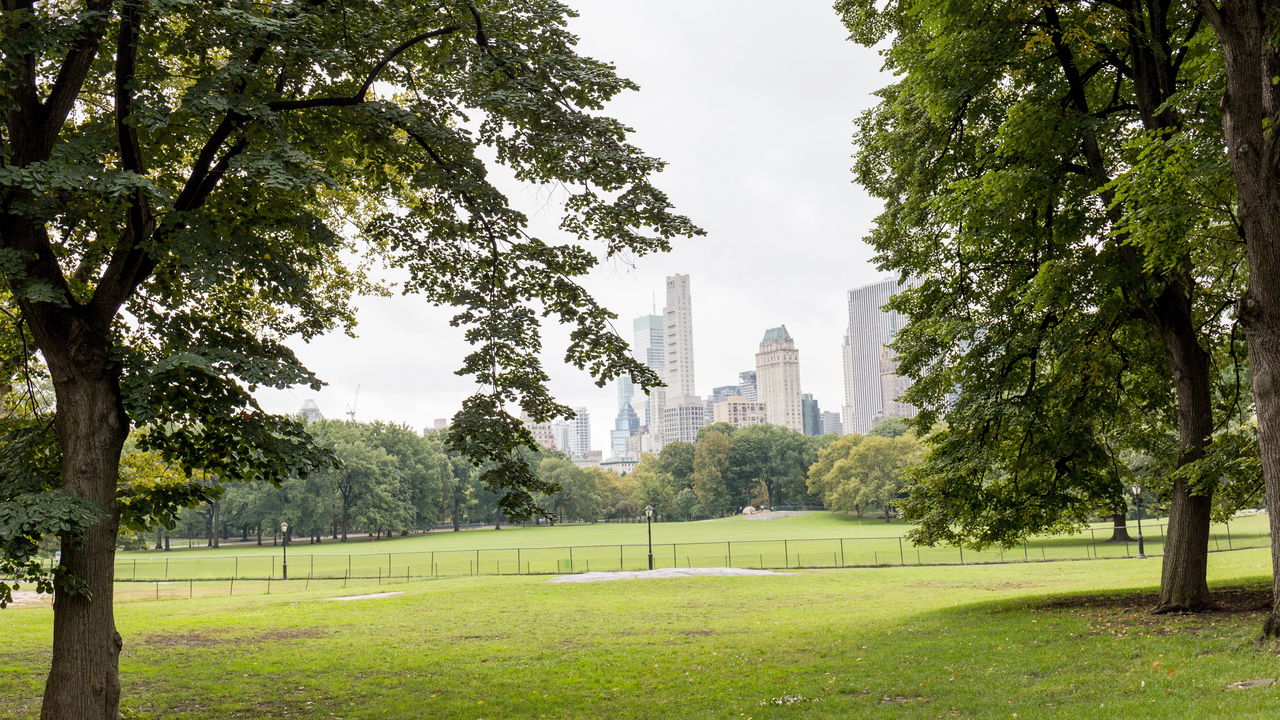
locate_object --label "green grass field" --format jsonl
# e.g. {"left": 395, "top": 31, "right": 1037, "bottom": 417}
{"left": 4, "top": 545, "right": 1279, "bottom": 719}
{"left": 112, "top": 511, "right": 1270, "bottom": 582}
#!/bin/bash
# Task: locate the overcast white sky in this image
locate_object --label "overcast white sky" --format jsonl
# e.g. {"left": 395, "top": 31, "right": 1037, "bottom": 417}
{"left": 257, "top": 2, "right": 895, "bottom": 449}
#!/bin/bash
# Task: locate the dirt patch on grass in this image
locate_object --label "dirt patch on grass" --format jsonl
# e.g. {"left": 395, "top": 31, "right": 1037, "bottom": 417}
{"left": 1042, "top": 587, "right": 1270, "bottom": 614}
{"left": 6, "top": 590, "right": 50, "bottom": 607}
{"left": 136, "top": 631, "right": 230, "bottom": 648}
{"left": 136, "top": 627, "right": 324, "bottom": 648}
{"left": 1034, "top": 586, "right": 1270, "bottom": 639}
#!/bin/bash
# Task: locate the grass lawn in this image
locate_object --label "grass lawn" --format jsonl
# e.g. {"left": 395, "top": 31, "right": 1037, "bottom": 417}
{"left": 112, "top": 511, "right": 1269, "bottom": 582}
{"left": 5, "top": 546, "right": 1280, "bottom": 718}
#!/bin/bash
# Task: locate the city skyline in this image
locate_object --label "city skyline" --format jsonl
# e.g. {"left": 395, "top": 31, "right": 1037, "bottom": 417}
{"left": 254, "top": 2, "right": 894, "bottom": 451}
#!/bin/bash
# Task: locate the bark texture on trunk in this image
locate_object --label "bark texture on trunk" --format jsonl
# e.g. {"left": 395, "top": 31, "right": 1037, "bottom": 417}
{"left": 38, "top": 327, "right": 128, "bottom": 719}
{"left": 1151, "top": 280, "right": 1216, "bottom": 613}
{"left": 1200, "top": 0, "right": 1280, "bottom": 635}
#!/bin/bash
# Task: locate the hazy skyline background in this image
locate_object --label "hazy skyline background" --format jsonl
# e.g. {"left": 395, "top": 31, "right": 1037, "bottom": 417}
{"left": 257, "top": 2, "right": 895, "bottom": 447}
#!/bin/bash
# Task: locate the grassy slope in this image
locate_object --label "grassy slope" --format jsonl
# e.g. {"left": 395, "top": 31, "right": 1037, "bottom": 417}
{"left": 5, "top": 547, "right": 1279, "bottom": 719}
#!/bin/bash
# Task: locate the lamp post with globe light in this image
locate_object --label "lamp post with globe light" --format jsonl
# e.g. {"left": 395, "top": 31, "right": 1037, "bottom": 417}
{"left": 645, "top": 505, "right": 654, "bottom": 570}
{"left": 280, "top": 521, "right": 290, "bottom": 579}
{"left": 1130, "top": 485, "right": 1146, "bottom": 559}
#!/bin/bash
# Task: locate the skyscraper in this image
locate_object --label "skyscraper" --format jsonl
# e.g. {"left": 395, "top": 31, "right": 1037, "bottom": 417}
{"left": 821, "top": 411, "right": 843, "bottom": 436}
{"left": 738, "top": 370, "right": 758, "bottom": 401}
{"left": 567, "top": 408, "right": 591, "bottom": 458}
{"left": 660, "top": 274, "right": 699, "bottom": 447}
{"left": 663, "top": 274, "right": 696, "bottom": 397}
{"left": 298, "top": 399, "right": 323, "bottom": 423}
{"left": 756, "top": 326, "right": 803, "bottom": 432}
{"left": 800, "top": 393, "right": 821, "bottom": 436}
{"left": 842, "top": 277, "right": 918, "bottom": 434}
{"left": 632, "top": 314, "right": 665, "bottom": 429}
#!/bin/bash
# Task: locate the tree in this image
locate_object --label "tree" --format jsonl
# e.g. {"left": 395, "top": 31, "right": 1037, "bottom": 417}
{"left": 841, "top": 0, "right": 1248, "bottom": 611}
{"left": 1194, "top": 0, "right": 1280, "bottom": 636}
{"left": 691, "top": 430, "right": 733, "bottom": 517}
{"left": 0, "top": 4, "right": 697, "bottom": 713}
{"left": 867, "top": 418, "right": 908, "bottom": 439}
{"left": 838, "top": 434, "right": 925, "bottom": 521}
{"left": 728, "top": 424, "right": 815, "bottom": 509}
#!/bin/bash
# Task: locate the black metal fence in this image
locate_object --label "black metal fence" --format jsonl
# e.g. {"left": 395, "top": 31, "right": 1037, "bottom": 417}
{"left": 111, "top": 517, "right": 1268, "bottom": 584}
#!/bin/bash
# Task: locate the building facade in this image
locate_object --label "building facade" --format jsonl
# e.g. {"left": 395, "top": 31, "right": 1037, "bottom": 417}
{"left": 800, "top": 393, "right": 822, "bottom": 436}
{"left": 821, "top": 411, "right": 844, "bottom": 436}
{"left": 842, "top": 277, "right": 918, "bottom": 434}
{"left": 705, "top": 384, "right": 741, "bottom": 423}
{"left": 632, "top": 314, "right": 665, "bottom": 429}
{"left": 662, "top": 394, "right": 707, "bottom": 445}
{"left": 755, "top": 325, "right": 803, "bottom": 432}
{"left": 738, "top": 370, "right": 758, "bottom": 401}
{"left": 712, "top": 395, "right": 767, "bottom": 428}
{"left": 567, "top": 408, "right": 591, "bottom": 458}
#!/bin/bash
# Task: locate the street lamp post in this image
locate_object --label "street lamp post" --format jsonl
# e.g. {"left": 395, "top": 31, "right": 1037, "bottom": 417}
{"left": 280, "top": 521, "right": 290, "bottom": 579}
{"left": 645, "top": 505, "right": 654, "bottom": 571}
{"left": 1130, "top": 485, "right": 1146, "bottom": 559}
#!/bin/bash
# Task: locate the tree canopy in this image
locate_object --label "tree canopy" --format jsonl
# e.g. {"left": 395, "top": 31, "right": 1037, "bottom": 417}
{"left": 1, "top": 2, "right": 699, "bottom": 714}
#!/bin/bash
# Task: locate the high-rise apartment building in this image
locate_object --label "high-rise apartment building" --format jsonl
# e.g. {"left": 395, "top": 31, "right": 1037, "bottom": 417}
{"left": 521, "top": 412, "right": 559, "bottom": 451}
{"left": 712, "top": 395, "right": 767, "bottom": 428}
{"left": 755, "top": 326, "right": 803, "bottom": 432}
{"left": 657, "top": 274, "right": 699, "bottom": 447}
{"left": 705, "top": 384, "right": 741, "bottom": 423}
{"left": 842, "top": 277, "right": 918, "bottom": 434}
{"left": 738, "top": 370, "right": 758, "bottom": 401}
{"left": 821, "top": 411, "right": 843, "bottom": 436}
{"left": 878, "top": 346, "right": 917, "bottom": 423}
{"left": 800, "top": 394, "right": 822, "bottom": 436}
{"left": 662, "top": 395, "right": 707, "bottom": 445}
{"left": 632, "top": 314, "right": 665, "bottom": 429}
{"left": 663, "top": 274, "right": 696, "bottom": 397}
{"left": 567, "top": 408, "right": 591, "bottom": 458}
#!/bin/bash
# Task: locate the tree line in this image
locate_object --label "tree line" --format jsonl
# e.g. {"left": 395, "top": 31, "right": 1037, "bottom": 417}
{"left": 146, "top": 418, "right": 931, "bottom": 548}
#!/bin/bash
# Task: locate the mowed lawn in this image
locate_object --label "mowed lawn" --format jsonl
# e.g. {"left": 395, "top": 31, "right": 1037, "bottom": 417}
{"left": 112, "top": 512, "right": 1268, "bottom": 581}
{"left": 4, "top": 547, "right": 1279, "bottom": 719}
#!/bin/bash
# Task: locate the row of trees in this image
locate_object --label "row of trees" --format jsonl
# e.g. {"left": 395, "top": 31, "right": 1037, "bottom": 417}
{"left": 160, "top": 419, "right": 889, "bottom": 547}
{"left": 840, "top": 0, "right": 1277, "bottom": 625}
{"left": 153, "top": 420, "right": 636, "bottom": 547}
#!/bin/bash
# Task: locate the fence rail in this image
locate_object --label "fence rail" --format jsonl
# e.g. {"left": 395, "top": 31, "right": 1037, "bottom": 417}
{"left": 109, "top": 518, "right": 1269, "bottom": 584}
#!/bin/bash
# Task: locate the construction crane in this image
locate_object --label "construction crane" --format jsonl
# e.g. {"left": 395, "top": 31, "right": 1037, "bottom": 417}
{"left": 345, "top": 384, "right": 360, "bottom": 422}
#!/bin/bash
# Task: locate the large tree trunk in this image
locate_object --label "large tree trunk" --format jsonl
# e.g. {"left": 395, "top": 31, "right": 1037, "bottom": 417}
{"left": 1201, "top": 0, "right": 1280, "bottom": 635}
{"left": 1151, "top": 283, "right": 1215, "bottom": 613}
{"left": 1107, "top": 512, "right": 1132, "bottom": 543}
{"left": 39, "top": 344, "right": 128, "bottom": 719}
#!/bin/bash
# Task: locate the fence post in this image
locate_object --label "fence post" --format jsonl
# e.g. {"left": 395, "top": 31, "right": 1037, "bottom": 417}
{"left": 1023, "top": 541, "right": 1028, "bottom": 562}
{"left": 727, "top": 542, "right": 732, "bottom": 568}
{"left": 897, "top": 537, "right": 904, "bottom": 566}
{"left": 234, "top": 556, "right": 238, "bottom": 580}
{"left": 189, "top": 579, "right": 193, "bottom": 599}
{"left": 476, "top": 549, "right": 481, "bottom": 574}
{"left": 388, "top": 553, "right": 392, "bottom": 576}
{"left": 311, "top": 555, "right": 315, "bottom": 578}
{"left": 569, "top": 546, "right": 574, "bottom": 571}
{"left": 619, "top": 545, "right": 623, "bottom": 571}
{"left": 959, "top": 546, "right": 964, "bottom": 565}
{"left": 784, "top": 540, "right": 789, "bottom": 569}
{"left": 842, "top": 538, "right": 847, "bottom": 567}
{"left": 133, "top": 558, "right": 137, "bottom": 579}
{"left": 348, "top": 554, "right": 352, "bottom": 577}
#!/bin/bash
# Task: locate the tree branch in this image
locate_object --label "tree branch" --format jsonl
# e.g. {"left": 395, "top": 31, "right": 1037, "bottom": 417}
{"left": 40, "top": 0, "right": 114, "bottom": 155}
{"left": 268, "top": 26, "right": 460, "bottom": 111}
